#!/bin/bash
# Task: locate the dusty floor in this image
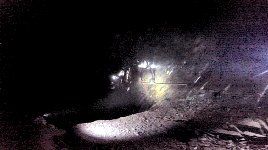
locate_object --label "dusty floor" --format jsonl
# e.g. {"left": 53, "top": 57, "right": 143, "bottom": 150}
{"left": 15, "top": 51, "right": 268, "bottom": 150}
{"left": 1, "top": 1, "right": 268, "bottom": 149}
{"left": 23, "top": 87, "right": 268, "bottom": 149}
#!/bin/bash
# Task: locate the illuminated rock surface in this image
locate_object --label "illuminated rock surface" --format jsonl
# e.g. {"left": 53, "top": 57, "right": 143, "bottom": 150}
{"left": 1, "top": 0, "right": 268, "bottom": 149}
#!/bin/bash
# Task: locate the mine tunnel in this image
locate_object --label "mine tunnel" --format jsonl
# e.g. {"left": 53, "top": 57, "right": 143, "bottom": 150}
{"left": 1, "top": 0, "right": 268, "bottom": 149}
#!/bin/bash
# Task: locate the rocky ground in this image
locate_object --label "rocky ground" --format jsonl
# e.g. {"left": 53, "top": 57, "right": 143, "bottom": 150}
{"left": 2, "top": 1, "right": 268, "bottom": 149}
{"left": 27, "top": 85, "right": 268, "bottom": 149}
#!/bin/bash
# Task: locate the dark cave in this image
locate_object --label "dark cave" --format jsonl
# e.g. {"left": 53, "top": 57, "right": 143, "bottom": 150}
{"left": 1, "top": 1, "right": 268, "bottom": 149}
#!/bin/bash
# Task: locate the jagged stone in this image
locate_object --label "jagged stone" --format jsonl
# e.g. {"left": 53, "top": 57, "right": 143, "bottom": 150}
{"left": 242, "top": 131, "right": 266, "bottom": 138}
{"left": 237, "top": 118, "right": 261, "bottom": 129}
{"left": 214, "top": 129, "right": 243, "bottom": 137}
{"left": 256, "top": 119, "right": 268, "bottom": 132}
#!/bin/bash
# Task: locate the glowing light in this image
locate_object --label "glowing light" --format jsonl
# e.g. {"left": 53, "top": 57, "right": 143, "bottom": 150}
{"left": 43, "top": 113, "right": 50, "bottom": 117}
{"left": 137, "top": 62, "right": 188, "bottom": 103}
{"left": 138, "top": 67, "right": 171, "bottom": 103}
{"left": 138, "top": 60, "right": 159, "bottom": 70}
{"left": 111, "top": 75, "right": 119, "bottom": 80}
{"left": 109, "top": 60, "right": 187, "bottom": 103}
{"left": 118, "top": 70, "right": 125, "bottom": 76}
{"left": 138, "top": 61, "right": 148, "bottom": 68}
{"left": 149, "top": 79, "right": 155, "bottom": 84}
{"left": 150, "top": 64, "right": 158, "bottom": 69}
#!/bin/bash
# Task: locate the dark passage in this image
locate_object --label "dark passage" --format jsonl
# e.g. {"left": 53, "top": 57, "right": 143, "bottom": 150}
{"left": 1, "top": 1, "right": 254, "bottom": 149}
{"left": 2, "top": 1, "right": 225, "bottom": 113}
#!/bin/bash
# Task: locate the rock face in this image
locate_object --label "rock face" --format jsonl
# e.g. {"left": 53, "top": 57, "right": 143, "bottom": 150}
{"left": 2, "top": 0, "right": 268, "bottom": 149}
{"left": 72, "top": 1, "right": 268, "bottom": 148}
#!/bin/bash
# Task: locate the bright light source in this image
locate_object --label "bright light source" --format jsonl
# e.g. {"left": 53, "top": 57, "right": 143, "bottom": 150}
{"left": 43, "top": 113, "right": 50, "bottom": 117}
{"left": 138, "top": 60, "right": 159, "bottom": 70}
{"left": 149, "top": 79, "right": 155, "bottom": 84}
{"left": 109, "top": 60, "right": 186, "bottom": 103}
{"left": 138, "top": 61, "right": 148, "bottom": 68}
{"left": 111, "top": 75, "right": 119, "bottom": 81}
{"left": 118, "top": 70, "right": 125, "bottom": 76}
{"left": 150, "top": 64, "right": 158, "bottom": 69}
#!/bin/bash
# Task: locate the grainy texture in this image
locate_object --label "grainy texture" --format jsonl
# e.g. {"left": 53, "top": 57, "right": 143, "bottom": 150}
{"left": 1, "top": 0, "right": 268, "bottom": 149}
